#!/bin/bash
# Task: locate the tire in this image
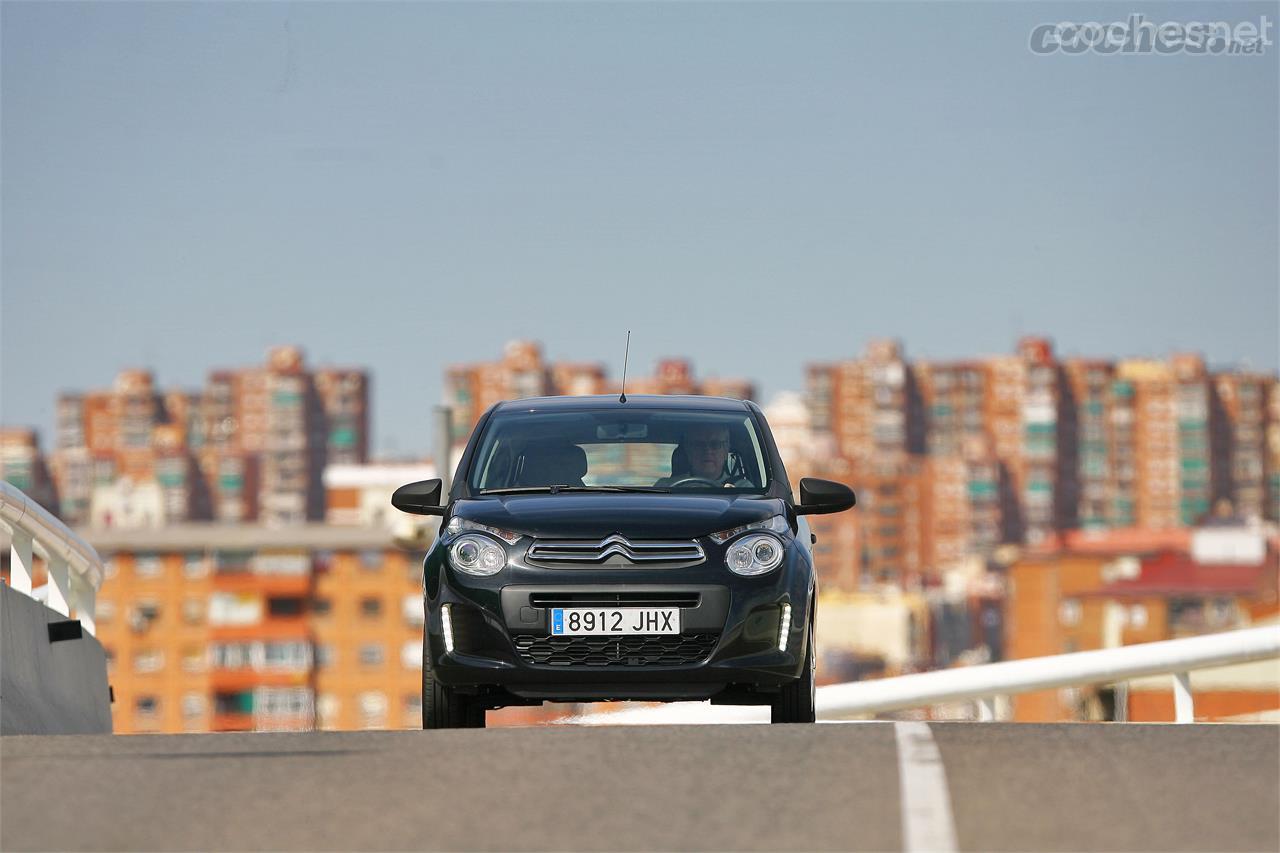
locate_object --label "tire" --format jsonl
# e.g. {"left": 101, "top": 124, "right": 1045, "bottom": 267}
{"left": 771, "top": 617, "right": 816, "bottom": 724}
{"left": 422, "top": 635, "right": 484, "bottom": 729}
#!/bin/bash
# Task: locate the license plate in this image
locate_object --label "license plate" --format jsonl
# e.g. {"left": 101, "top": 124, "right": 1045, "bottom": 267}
{"left": 550, "top": 607, "right": 681, "bottom": 636}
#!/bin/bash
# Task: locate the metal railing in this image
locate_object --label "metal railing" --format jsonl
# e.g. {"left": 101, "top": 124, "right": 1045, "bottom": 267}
{"left": 818, "top": 625, "right": 1280, "bottom": 723}
{"left": 0, "top": 481, "right": 105, "bottom": 634}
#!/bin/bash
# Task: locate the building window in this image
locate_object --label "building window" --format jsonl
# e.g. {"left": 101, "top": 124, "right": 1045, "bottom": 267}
{"left": 183, "top": 552, "right": 209, "bottom": 578}
{"left": 358, "top": 550, "right": 384, "bottom": 571}
{"left": 403, "top": 694, "right": 423, "bottom": 728}
{"left": 401, "top": 640, "right": 423, "bottom": 670}
{"left": 359, "top": 597, "right": 382, "bottom": 618}
{"left": 135, "top": 553, "right": 162, "bottom": 579}
{"left": 255, "top": 687, "right": 314, "bottom": 720}
{"left": 214, "top": 550, "right": 254, "bottom": 574}
{"left": 1208, "top": 599, "right": 1237, "bottom": 629}
{"left": 134, "top": 649, "right": 164, "bottom": 673}
{"left": 181, "top": 693, "right": 206, "bottom": 719}
{"left": 129, "top": 600, "right": 161, "bottom": 633}
{"left": 209, "top": 592, "right": 263, "bottom": 627}
{"left": 311, "top": 596, "right": 332, "bottom": 616}
{"left": 358, "top": 691, "right": 388, "bottom": 729}
{"left": 182, "top": 598, "right": 205, "bottom": 625}
{"left": 211, "top": 642, "right": 253, "bottom": 670}
{"left": 95, "top": 599, "right": 116, "bottom": 624}
{"left": 316, "top": 694, "right": 341, "bottom": 730}
{"left": 181, "top": 645, "right": 206, "bottom": 673}
{"left": 359, "top": 643, "right": 385, "bottom": 667}
{"left": 267, "top": 596, "right": 305, "bottom": 617}
{"left": 135, "top": 695, "right": 160, "bottom": 717}
{"left": 315, "top": 644, "right": 336, "bottom": 668}
{"left": 403, "top": 595, "right": 425, "bottom": 627}
{"left": 214, "top": 690, "right": 253, "bottom": 716}
{"left": 262, "top": 641, "right": 311, "bottom": 672}
{"left": 1058, "top": 599, "right": 1082, "bottom": 627}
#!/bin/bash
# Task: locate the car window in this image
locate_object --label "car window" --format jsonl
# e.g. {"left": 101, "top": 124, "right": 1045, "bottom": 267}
{"left": 579, "top": 442, "right": 676, "bottom": 485}
{"left": 467, "top": 409, "right": 770, "bottom": 491}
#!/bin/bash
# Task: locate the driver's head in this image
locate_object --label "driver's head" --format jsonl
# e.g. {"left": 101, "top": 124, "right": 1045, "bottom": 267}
{"left": 683, "top": 423, "right": 730, "bottom": 480}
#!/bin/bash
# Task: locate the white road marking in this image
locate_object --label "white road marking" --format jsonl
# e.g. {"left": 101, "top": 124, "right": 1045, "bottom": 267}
{"left": 893, "top": 721, "right": 959, "bottom": 853}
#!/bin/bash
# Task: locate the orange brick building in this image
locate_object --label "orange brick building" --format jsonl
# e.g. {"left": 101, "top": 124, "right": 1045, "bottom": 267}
{"left": 1005, "top": 525, "right": 1278, "bottom": 722}
{"left": 50, "top": 347, "right": 369, "bottom": 527}
{"left": 801, "top": 340, "right": 1279, "bottom": 594}
{"left": 445, "top": 340, "right": 756, "bottom": 438}
{"left": 82, "top": 525, "right": 426, "bottom": 733}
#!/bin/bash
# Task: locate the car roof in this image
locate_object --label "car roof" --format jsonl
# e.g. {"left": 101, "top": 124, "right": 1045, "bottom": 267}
{"left": 491, "top": 394, "right": 753, "bottom": 414}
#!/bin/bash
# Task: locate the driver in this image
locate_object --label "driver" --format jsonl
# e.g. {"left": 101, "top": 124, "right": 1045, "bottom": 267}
{"left": 655, "top": 423, "right": 752, "bottom": 488}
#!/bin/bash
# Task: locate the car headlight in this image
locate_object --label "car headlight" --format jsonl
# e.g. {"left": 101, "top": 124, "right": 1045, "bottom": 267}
{"left": 445, "top": 517, "right": 523, "bottom": 544}
{"left": 724, "top": 533, "right": 785, "bottom": 576}
{"left": 708, "top": 514, "right": 789, "bottom": 545}
{"left": 449, "top": 534, "right": 508, "bottom": 576}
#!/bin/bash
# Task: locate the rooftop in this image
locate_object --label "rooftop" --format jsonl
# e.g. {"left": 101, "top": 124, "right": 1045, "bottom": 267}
{"left": 1090, "top": 549, "right": 1277, "bottom": 597}
{"left": 78, "top": 523, "right": 405, "bottom": 552}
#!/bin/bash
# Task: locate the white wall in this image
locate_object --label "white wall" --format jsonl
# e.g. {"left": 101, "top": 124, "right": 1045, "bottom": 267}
{"left": 1, "top": 584, "right": 112, "bottom": 735}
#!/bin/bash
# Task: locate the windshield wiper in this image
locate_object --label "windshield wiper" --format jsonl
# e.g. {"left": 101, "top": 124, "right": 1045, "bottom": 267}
{"left": 553, "top": 485, "right": 671, "bottom": 494}
{"left": 479, "top": 485, "right": 671, "bottom": 495}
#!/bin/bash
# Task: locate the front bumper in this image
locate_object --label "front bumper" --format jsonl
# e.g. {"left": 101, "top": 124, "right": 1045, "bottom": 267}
{"left": 422, "top": 540, "right": 815, "bottom": 705}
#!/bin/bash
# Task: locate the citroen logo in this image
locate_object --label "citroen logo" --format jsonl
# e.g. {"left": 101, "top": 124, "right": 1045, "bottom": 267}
{"left": 599, "top": 534, "right": 636, "bottom": 562}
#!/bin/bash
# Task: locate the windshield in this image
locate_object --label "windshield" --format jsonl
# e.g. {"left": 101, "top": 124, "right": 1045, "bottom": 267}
{"left": 467, "top": 408, "right": 771, "bottom": 493}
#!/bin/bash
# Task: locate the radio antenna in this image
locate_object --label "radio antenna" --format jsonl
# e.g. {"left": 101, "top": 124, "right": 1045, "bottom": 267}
{"left": 619, "top": 330, "right": 631, "bottom": 403}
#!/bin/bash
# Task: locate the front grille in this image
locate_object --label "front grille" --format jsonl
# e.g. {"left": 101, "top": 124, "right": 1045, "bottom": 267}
{"left": 526, "top": 534, "right": 705, "bottom": 568}
{"left": 529, "top": 591, "right": 701, "bottom": 609}
{"left": 514, "top": 633, "right": 719, "bottom": 667}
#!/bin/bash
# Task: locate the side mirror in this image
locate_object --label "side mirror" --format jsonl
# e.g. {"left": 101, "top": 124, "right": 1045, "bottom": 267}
{"left": 796, "top": 477, "right": 856, "bottom": 516}
{"left": 391, "top": 479, "right": 445, "bottom": 516}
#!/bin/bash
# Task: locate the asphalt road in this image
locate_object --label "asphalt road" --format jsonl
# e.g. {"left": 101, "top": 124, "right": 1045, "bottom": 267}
{"left": 2, "top": 722, "right": 1277, "bottom": 851}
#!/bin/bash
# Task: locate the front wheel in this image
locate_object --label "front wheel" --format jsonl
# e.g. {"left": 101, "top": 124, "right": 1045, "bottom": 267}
{"left": 771, "top": 618, "right": 816, "bottom": 724}
{"left": 422, "top": 637, "right": 485, "bottom": 729}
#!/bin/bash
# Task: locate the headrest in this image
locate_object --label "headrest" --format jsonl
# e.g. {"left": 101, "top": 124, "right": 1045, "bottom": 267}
{"left": 518, "top": 443, "right": 588, "bottom": 486}
{"left": 670, "top": 445, "right": 690, "bottom": 477}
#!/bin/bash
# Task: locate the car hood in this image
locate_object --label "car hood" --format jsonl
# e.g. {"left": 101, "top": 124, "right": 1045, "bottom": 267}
{"left": 452, "top": 493, "right": 786, "bottom": 540}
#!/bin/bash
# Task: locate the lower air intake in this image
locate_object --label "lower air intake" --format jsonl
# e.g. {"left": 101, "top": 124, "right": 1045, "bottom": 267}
{"left": 513, "top": 633, "right": 719, "bottom": 667}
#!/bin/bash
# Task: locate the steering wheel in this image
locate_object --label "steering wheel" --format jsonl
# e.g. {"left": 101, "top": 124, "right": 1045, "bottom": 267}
{"left": 666, "top": 477, "right": 723, "bottom": 488}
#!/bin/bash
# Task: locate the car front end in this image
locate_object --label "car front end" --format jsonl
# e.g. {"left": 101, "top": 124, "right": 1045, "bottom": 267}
{"left": 423, "top": 493, "right": 815, "bottom": 707}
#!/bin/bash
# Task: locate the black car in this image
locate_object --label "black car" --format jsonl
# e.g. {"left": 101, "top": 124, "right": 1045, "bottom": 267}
{"left": 392, "top": 394, "right": 855, "bottom": 727}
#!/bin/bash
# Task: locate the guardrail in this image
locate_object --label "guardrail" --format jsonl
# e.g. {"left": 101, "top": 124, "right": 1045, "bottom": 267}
{"left": 818, "top": 625, "right": 1280, "bottom": 723}
{"left": 0, "top": 481, "right": 105, "bottom": 634}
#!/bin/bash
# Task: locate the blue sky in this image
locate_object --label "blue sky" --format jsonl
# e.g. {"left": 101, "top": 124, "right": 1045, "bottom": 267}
{"left": 3, "top": 2, "right": 1276, "bottom": 456}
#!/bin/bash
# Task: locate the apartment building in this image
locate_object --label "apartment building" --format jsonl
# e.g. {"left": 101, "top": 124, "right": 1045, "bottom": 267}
{"left": 1062, "top": 358, "right": 1115, "bottom": 531}
{"left": 1213, "top": 372, "right": 1273, "bottom": 520}
{"left": 48, "top": 347, "right": 369, "bottom": 527}
{"left": 1116, "top": 356, "right": 1214, "bottom": 529}
{"left": 854, "top": 453, "right": 927, "bottom": 587}
{"left": 1004, "top": 524, "right": 1278, "bottom": 722}
{"left": 1269, "top": 379, "right": 1280, "bottom": 520}
{"left": 80, "top": 525, "right": 426, "bottom": 734}
{"left": 806, "top": 340, "right": 924, "bottom": 465}
{"left": 802, "top": 341, "right": 1279, "bottom": 586}
{"left": 921, "top": 449, "right": 1003, "bottom": 572}
{"left": 0, "top": 428, "right": 57, "bottom": 511}
{"left": 444, "top": 341, "right": 757, "bottom": 436}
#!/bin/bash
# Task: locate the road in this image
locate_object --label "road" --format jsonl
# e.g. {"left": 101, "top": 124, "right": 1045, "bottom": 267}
{"left": 3, "top": 722, "right": 1277, "bottom": 851}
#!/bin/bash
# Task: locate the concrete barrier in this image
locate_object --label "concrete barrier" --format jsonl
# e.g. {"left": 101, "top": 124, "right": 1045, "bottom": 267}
{"left": 1, "top": 583, "right": 112, "bottom": 735}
